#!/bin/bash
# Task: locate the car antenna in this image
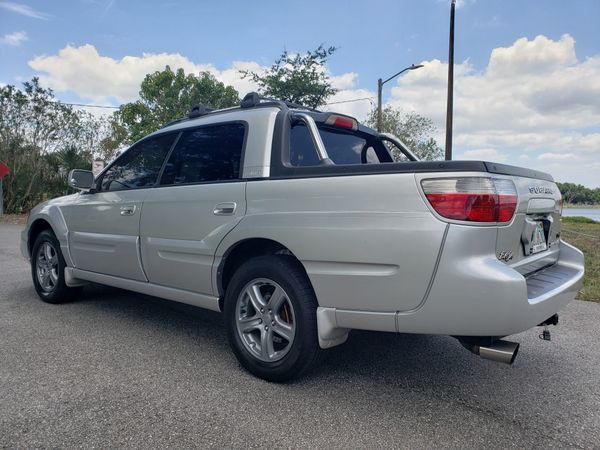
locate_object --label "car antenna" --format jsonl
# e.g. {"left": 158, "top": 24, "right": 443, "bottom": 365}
{"left": 312, "top": 85, "right": 328, "bottom": 110}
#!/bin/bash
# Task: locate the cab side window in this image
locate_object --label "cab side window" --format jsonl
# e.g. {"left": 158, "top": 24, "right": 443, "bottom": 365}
{"left": 100, "top": 134, "right": 176, "bottom": 191}
{"left": 160, "top": 123, "right": 245, "bottom": 185}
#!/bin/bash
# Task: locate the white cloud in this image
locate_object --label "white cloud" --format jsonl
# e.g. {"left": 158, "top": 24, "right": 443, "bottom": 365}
{"left": 0, "top": 31, "right": 28, "bottom": 46}
{"left": 323, "top": 89, "right": 374, "bottom": 120}
{"left": 27, "top": 43, "right": 373, "bottom": 119}
{"left": 29, "top": 44, "right": 250, "bottom": 103}
{"left": 0, "top": 1, "right": 50, "bottom": 19}
{"left": 330, "top": 72, "right": 358, "bottom": 90}
{"left": 387, "top": 34, "right": 600, "bottom": 187}
{"left": 537, "top": 152, "right": 580, "bottom": 161}
{"left": 459, "top": 148, "right": 507, "bottom": 162}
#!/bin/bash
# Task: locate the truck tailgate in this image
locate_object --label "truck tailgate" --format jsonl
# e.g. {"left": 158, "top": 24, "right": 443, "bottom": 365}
{"left": 497, "top": 176, "right": 562, "bottom": 275}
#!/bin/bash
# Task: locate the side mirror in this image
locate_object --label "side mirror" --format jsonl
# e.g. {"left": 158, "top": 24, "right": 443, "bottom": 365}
{"left": 68, "top": 169, "right": 94, "bottom": 190}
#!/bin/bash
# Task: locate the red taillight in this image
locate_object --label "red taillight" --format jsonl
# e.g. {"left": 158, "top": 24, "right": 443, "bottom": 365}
{"left": 421, "top": 178, "right": 518, "bottom": 223}
{"left": 324, "top": 114, "right": 358, "bottom": 130}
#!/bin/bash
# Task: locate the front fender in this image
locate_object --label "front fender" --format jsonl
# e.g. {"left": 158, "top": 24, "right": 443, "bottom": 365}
{"left": 23, "top": 195, "right": 77, "bottom": 266}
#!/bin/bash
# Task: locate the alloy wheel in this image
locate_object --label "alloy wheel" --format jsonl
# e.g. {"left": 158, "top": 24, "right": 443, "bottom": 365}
{"left": 36, "top": 241, "right": 59, "bottom": 293}
{"left": 235, "top": 278, "right": 296, "bottom": 362}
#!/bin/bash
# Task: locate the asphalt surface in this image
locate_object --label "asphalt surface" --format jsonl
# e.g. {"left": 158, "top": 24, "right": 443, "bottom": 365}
{"left": 1, "top": 223, "right": 599, "bottom": 449}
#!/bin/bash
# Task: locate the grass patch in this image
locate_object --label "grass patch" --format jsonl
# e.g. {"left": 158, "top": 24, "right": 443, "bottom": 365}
{"left": 563, "top": 203, "right": 600, "bottom": 209}
{"left": 562, "top": 216, "right": 598, "bottom": 224}
{"left": 561, "top": 219, "right": 600, "bottom": 302}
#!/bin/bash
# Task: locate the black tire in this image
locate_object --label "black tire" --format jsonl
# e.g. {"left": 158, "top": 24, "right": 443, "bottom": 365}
{"left": 31, "top": 230, "right": 83, "bottom": 304}
{"left": 224, "top": 255, "right": 321, "bottom": 382}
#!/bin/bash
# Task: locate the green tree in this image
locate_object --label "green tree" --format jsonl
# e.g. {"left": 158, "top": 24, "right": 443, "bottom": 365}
{"left": 240, "top": 45, "right": 338, "bottom": 108}
{"left": 116, "top": 66, "right": 240, "bottom": 144}
{"left": 0, "top": 78, "right": 110, "bottom": 212}
{"left": 44, "top": 144, "right": 93, "bottom": 197}
{"left": 364, "top": 106, "right": 444, "bottom": 161}
{"left": 0, "top": 78, "right": 85, "bottom": 212}
{"left": 556, "top": 182, "right": 600, "bottom": 205}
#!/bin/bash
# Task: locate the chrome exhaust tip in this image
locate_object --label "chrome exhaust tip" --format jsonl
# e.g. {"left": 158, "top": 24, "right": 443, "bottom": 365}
{"left": 478, "top": 340, "right": 520, "bottom": 364}
{"left": 460, "top": 339, "right": 520, "bottom": 365}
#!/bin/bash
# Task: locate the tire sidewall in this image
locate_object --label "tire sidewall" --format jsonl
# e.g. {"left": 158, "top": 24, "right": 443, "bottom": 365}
{"left": 224, "top": 255, "right": 319, "bottom": 381}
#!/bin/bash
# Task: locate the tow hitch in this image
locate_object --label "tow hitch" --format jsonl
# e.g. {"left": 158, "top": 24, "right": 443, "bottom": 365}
{"left": 538, "top": 314, "right": 559, "bottom": 341}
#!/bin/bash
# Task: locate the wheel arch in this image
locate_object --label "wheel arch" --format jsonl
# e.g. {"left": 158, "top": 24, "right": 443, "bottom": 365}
{"left": 216, "top": 237, "right": 314, "bottom": 311}
{"left": 28, "top": 218, "right": 55, "bottom": 257}
{"left": 26, "top": 204, "right": 72, "bottom": 266}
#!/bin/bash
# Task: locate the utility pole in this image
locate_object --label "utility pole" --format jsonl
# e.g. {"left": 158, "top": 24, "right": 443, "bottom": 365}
{"left": 445, "top": 0, "right": 456, "bottom": 160}
{"left": 377, "top": 78, "right": 383, "bottom": 132}
{"left": 377, "top": 64, "right": 424, "bottom": 132}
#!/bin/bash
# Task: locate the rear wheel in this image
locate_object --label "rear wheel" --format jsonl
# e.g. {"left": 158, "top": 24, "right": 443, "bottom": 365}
{"left": 224, "top": 255, "right": 320, "bottom": 382}
{"left": 31, "top": 230, "right": 82, "bottom": 303}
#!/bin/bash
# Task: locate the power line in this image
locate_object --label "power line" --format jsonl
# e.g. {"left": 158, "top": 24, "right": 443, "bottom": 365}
{"left": 325, "top": 96, "right": 374, "bottom": 105}
{"left": 59, "top": 101, "right": 119, "bottom": 109}
{"left": 55, "top": 96, "right": 375, "bottom": 110}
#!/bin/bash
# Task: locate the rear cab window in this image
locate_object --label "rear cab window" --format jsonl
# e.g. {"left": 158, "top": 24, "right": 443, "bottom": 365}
{"left": 289, "top": 121, "right": 394, "bottom": 167}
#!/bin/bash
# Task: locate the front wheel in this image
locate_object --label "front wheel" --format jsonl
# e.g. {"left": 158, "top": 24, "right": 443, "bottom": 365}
{"left": 31, "top": 230, "right": 82, "bottom": 303}
{"left": 224, "top": 255, "right": 321, "bottom": 382}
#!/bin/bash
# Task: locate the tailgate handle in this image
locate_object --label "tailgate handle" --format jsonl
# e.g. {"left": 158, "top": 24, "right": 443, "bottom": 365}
{"left": 214, "top": 202, "right": 237, "bottom": 215}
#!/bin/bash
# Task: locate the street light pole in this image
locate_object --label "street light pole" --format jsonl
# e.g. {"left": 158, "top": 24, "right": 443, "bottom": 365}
{"left": 377, "top": 78, "right": 383, "bottom": 132}
{"left": 377, "top": 64, "right": 424, "bottom": 132}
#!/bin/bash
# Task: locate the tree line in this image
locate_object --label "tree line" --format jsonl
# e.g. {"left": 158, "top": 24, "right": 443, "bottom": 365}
{"left": 1, "top": 45, "right": 451, "bottom": 214}
{"left": 556, "top": 183, "right": 600, "bottom": 205}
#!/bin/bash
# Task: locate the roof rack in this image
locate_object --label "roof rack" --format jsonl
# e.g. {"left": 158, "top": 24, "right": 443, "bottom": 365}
{"left": 188, "top": 104, "right": 214, "bottom": 118}
{"left": 160, "top": 92, "right": 319, "bottom": 130}
{"left": 161, "top": 103, "right": 216, "bottom": 128}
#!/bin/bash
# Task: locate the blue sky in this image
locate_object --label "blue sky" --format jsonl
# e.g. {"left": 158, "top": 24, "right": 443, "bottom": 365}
{"left": 1, "top": 0, "right": 599, "bottom": 186}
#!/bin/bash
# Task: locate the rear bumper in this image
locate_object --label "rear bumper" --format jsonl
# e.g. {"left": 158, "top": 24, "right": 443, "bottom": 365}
{"left": 317, "top": 236, "right": 583, "bottom": 345}
{"left": 394, "top": 239, "right": 584, "bottom": 337}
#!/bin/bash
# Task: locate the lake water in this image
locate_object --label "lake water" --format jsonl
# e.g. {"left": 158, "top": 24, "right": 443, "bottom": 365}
{"left": 562, "top": 208, "right": 600, "bottom": 222}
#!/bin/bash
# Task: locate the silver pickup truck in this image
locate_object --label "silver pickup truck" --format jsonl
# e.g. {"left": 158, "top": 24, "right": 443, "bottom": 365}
{"left": 22, "top": 93, "right": 585, "bottom": 381}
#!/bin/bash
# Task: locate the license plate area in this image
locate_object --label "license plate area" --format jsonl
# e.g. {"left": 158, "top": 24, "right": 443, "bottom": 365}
{"left": 530, "top": 222, "right": 548, "bottom": 254}
{"left": 522, "top": 218, "right": 548, "bottom": 256}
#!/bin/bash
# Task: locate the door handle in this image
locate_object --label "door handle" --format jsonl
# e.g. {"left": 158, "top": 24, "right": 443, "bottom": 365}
{"left": 213, "top": 202, "right": 237, "bottom": 215}
{"left": 120, "top": 205, "right": 136, "bottom": 216}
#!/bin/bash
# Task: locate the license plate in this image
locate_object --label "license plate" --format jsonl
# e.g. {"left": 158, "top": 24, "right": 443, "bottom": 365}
{"left": 531, "top": 222, "right": 547, "bottom": 254}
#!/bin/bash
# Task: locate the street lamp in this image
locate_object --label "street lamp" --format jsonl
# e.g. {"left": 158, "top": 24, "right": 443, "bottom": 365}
{"left": 377, "top": 64, "right": 424, "bottom": 132}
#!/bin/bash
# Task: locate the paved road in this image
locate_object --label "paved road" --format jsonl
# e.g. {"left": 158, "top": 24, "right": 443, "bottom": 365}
{"left": 1, "top": 223, "right": 599, "bottom": 449}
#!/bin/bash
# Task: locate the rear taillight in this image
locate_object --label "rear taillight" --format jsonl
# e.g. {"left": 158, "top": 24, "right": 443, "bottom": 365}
{"left": 421, "top": 177, "right": 518, "bottom": 223}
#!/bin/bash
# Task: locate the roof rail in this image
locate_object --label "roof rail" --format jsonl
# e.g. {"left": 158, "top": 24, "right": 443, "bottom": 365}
{"left": 240, "top": 92, "right": 319, "bottom": 112}
{"left": 160, "top": 93, "right": 320, "bottom": 130}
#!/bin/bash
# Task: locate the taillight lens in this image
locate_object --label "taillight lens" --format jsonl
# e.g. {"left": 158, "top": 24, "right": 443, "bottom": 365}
{"left": 421, "top": 177, "right": 518, "bottom": 223}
